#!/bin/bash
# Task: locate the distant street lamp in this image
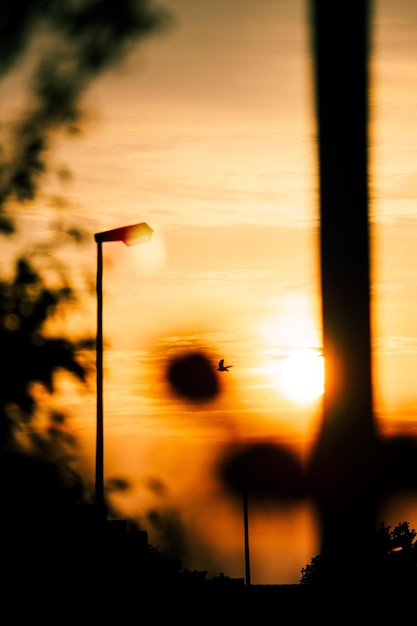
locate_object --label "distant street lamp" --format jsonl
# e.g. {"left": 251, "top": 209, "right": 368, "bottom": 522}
{"left": 243, "top": 489, "right": 251, "bottom": 586}
{"left": 94, "top": 222, "right": 153, "bottom": 522}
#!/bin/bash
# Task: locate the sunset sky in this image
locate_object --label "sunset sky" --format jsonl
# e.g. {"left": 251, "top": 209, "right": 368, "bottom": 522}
{"left": 3, "top": 0, "right": 417, "bottom": 584}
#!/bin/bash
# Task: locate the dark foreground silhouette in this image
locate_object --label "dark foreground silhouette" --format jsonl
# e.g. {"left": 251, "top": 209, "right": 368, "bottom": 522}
{"left": 0, "top": 453, "right": 414, "bottom": 626}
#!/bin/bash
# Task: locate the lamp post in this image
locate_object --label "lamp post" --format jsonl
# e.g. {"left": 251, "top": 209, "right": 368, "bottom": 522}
{"left": 94, "top": 222, "right": 153, "bottom": 523}
{"left": 243, "top": 489, "right": 251, "bottom": 586}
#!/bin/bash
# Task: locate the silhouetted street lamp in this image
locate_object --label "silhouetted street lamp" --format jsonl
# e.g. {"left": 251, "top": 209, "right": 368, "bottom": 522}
{"left": 94, "top": 222, "right": 153, "bottom": 522}
{"left": 243, "top": 489, "right": 251, "bottom": 585}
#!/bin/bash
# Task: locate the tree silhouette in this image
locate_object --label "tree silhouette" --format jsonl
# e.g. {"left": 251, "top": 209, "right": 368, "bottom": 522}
{"left": 0, "top": 252, "right": 96, "bottom": 585}
{"left": 300, "top": 520, "right": 417, "bottom": 587}
{"left": 0, "top": 0, "right": 170, "bottom": 497}
{"left": 0, "top": 3, "right": 172, "bottom": 601}
{"left": 0, "top": 255, "right": 94, "bottom": 449}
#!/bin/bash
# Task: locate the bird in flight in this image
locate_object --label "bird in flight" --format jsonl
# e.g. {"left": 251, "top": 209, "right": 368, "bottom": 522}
{"left": 217, "top": 359, "right": 233, "bottom": 372}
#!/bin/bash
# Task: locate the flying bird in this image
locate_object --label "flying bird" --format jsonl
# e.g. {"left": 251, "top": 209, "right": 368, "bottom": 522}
{"left": 217, "top": 359, "right": 233, "bottom": 372}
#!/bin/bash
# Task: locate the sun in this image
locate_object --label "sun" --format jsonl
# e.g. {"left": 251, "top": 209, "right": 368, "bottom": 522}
{"left": 280, "top": 348, "right": 325, "bottom": 405}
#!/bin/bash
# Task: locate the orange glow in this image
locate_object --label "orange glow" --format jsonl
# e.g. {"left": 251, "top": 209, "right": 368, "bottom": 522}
{"left": 3, "top": 0, "right": 417, "bottom": 589}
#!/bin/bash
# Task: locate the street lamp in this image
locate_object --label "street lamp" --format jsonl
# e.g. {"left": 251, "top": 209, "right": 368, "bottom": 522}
{"left": 94, "top": 222, "right": 153, "bottom": 522}
{"left": 243, "top": 489, "right": 251, "bottom": 586}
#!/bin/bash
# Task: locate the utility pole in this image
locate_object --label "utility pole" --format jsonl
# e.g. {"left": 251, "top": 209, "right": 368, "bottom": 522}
{"left": 243, "top": 490, "right": 251, "bottom": 586}
{"left": 307, "top": 0, "right": 379, "bottom": 589}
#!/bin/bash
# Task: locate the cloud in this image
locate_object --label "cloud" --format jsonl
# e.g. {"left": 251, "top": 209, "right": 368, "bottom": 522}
{"left": 375, "top": 335, "right": 417, "bottom": 354}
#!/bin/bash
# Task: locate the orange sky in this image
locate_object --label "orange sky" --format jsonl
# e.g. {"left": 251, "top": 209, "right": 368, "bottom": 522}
{"left": 3, "top": 0, "right": 417, "bottom": 583}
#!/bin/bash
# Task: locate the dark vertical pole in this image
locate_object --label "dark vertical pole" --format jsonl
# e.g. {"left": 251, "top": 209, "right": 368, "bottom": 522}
{"left": 307, "top": 0, "right": 379, "bottom": 589}
{"left": 243, "top": 490, "right": 251, "bottom": 585}
{"left": 95, "top": 239, "right": 105, "bottom": 523}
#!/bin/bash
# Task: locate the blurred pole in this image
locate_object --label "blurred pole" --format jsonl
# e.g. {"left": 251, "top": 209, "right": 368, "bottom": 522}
{"left": 243, "top": 490, "right": 251, "bottom": 586}
{"left": 307, "top": 0, "right": 379, "bottom": 589}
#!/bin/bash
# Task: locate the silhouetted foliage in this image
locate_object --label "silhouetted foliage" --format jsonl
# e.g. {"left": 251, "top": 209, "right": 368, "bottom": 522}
{"left": 0, "top": 0, "right": 171, "bottom": 217}
{"left": 0, "top": 253, "right": 97, "bottom": 586}
{"left": 0, "top": 0, "right": 170, "bottom": 498}
{"left": 0, "top": 4, "right": 194, "bottom": 612}
{"left": 0, "top": 256, "right": 94, "bottom": 448}
{"left": 300, "top": 520, "right": 417, "bottom": 586}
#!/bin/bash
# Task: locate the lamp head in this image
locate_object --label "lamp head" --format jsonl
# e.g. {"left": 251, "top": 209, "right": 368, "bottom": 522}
{"left": 95, "top": 222, "right": 153, "bottom": 245}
